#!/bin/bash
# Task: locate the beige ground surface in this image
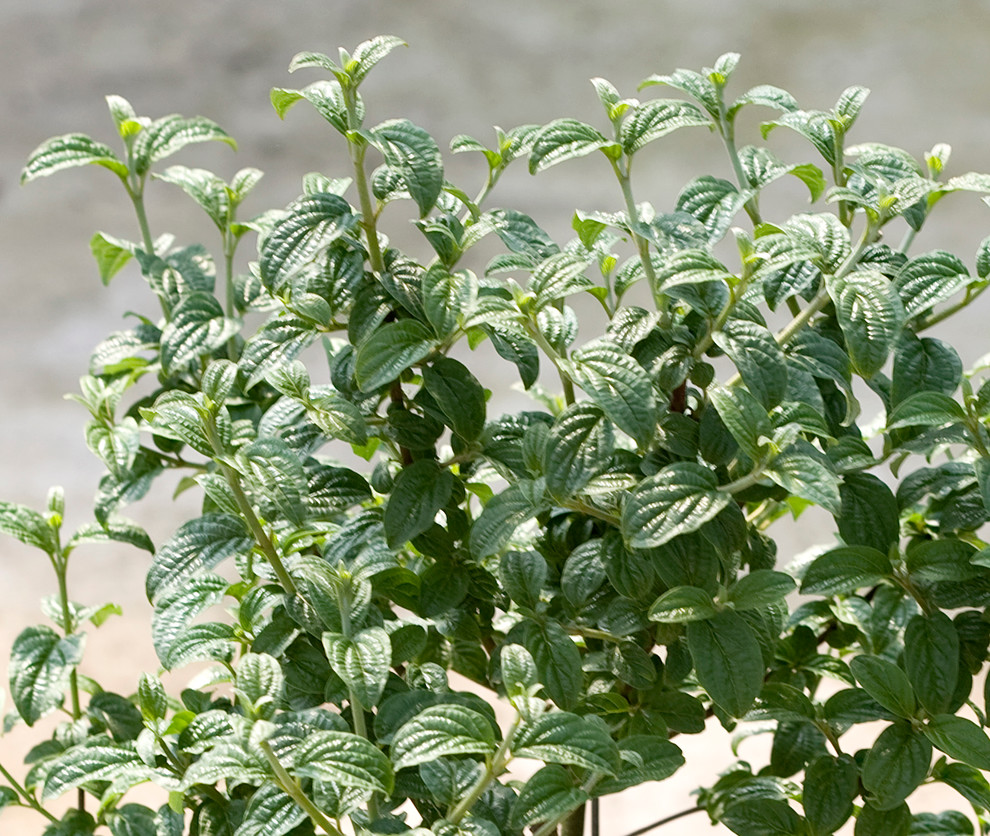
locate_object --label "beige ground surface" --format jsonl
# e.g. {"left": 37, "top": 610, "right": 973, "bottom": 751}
{"left": 4, "top": 1, "right": 990, "bottom": 833}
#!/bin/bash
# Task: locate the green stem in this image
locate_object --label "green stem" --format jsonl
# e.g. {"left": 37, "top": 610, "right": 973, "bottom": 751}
{"left": 447, "top": 715, "right": 521, "bottom": 825}
{"left": 717, "top": 106, "right": 760, "bottom": 226}
{"left": 611, "top": 158, "right": 663, "bottom": 314}
{"left": 916, "top": 282, "right": 990, "bottom": 331}
{"left": 349, "top": 140, "right": 386, "bottom": 274}
{"left": 258, "top": 739, "right": 344, "bottom": 836}
{"left": 0, "top": 758, "right": 58, "bottom": 823}
{"left": 721, "top": 463, "right": 770, "bottom": 495}
{"left": 219, "top": 460, "right": 297, "bottom": 596}
{"left": 127, "top": 182, "right": 156, "bottom": 256}
{"left": 525, "top": 319, "right": 576, "bottom": 407}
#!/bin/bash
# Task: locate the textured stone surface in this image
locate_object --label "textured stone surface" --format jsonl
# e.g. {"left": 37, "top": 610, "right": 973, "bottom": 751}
{"left": 3, "top": 2, "right": 990, "bottom": 831}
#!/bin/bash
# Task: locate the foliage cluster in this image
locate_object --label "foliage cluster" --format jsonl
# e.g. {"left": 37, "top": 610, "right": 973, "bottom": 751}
{"left": 5, "top": 36, "right": 990, "bottom": 836}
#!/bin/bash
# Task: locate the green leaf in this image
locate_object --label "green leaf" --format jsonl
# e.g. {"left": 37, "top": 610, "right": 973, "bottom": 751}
{"left": 501, "top": 644, "right": 538, "bottom": 697}
{"left": 240, "top": 315, "right": 316, "bottom": 391}
{"left": 235, "top": 785, "right": 304, "bottom": 836}
{"left": 383, "top": 460, "right": 454, "bottom": 548}
{"left": 160, "top": 292, "right": 237, "bottom": 374}
{"left": 21, "top": 133, "right": 128, "bottom": 182}
{"left": 140, "top": 391, "right": 215, "bottom": 457}
{"left": 500, "top": 550, "right": 548, "bottom": 610}
{"left": 423, "top": 357, "right": 487, "bottom": 442}
{"left": 803, "top": 755, "right": 858, "bottom": 836}
{"left": 146, "top": 514, "right": 252, "bottom": 603}
{"left": 354, "top": 319, "right": 435, "bottom": 392}
{"left": 712, "top": 320, "right": 788, "bottom": 409}
{"left": 593, "top": 736, "right": 685, "bottom": 795}
{"left": 510, "top": 765, "right": 587, "bottom": 831}
{"left": 801, "top": 545, "right": 892, "bottom": 596}
{"left": 529, "top": 119, "right": 611, "bottom": 173}
{"left": 935, "top": 761, "right": 990, "bottom": 812}
{"left": 529, "top": 252, "right": 593, "bottom": 309}
{"left": 708, "top": 384, "right": 773, "bottom": 462}
{"left": 647, "top": 586, "right": 717, "bottom": 623}
{"left": 152, "top": 574, "right": 227, "bottom": 667}
{"left": 41, "top": 739, "right": 143, "bottom": 800}
{"left": 676, "top": 176, "right": 751, "bottom": 243}
{"left": 726, "top": 570, "right": 796, "bottom": 611}
{"left": 347, "top": 35, "right": 407, "bottom": 86}
{"left": 838, "top": 473, "right": 900, "bottom": 554}
{"left": 0, "top": 501, "right": 57, "bottom": 553}
{"left": 886, "top": 391, "right": 966, "bottom": 430}
{"left": 849, "top": 656, "right": 916, "bottom": 719}
{"left": 894, "top": 251, "right": 969, "bottom": 319}
{"left": 271, "top": 81, "right": 352, "bottom": 134}
{"left": 622, "top": 462, "right": 730, "bottom": 549}
{"left": 10, "top": 626, "right": 84, "bottom": 725}
{"left": 469, "top": 478, "right": 548, "bottom": 558}
{"left": 390, "top": 704, "right": 497, "bottom": 771}
{"left": 131, "top": 115, "right": 235, "bottom": 176}
{"left": 323, "top": 627, "right": 391, "bottom": 708}
{"left": 766, "top": 442, "right": 842, "bottom": 515}
{"left": 90, "top": 232, "right": 135, "bottom": 285}
{"left": 861, "top": 723, "right": 932, "bottom": 811}
{"left": 854, "top": 801, "right": 911, "bottom": 836}
{"left": 235, "top": 653, "right": 284, "bottom": 719}
{"left": 620, "top": 99, "right": 709, "bottom": 154}
{"left": 904, "top": 613, "right": 959, "bottom": 715}
{"left": 369, "top": 118, "right": 444, "bottom": 215}
{"left": 521, "top": 619, "right": 583, "bottom": 710}
{"left": 827, "top": 269, "right": 905, "bottom": 378}
{"left": 294, "top": 730, "right": 395, "bottom": 793}
{"left": 720, "top": 799, "right": 804, "bottom": 836}
{"left": 258, "top": 192, "right": 355, "bottom": 292}
{"left": 890, "top": 333, "right": 961, "bottom": 407}
{"left": 513, "top": 711, "right": 620, "bottom": 775}
{"left": 544, "top": 402, "right": 614, "bottom": 497}
{"left": 686, "top": 609, "right": 763, "bottom": 717}
{"left": 564, "top": 341, "right": 656, "bottom": 447}
{"left": 422, "top": 265, "right": 476, "bottom": 338}
{"left": 106, "top": 804, "right": 159, "bottom": 836}
{"left": 924, "top": 715, "right": 990, "bottom": 770}
{"left": 240, "top": 437, "right": 308, "bottom": 525}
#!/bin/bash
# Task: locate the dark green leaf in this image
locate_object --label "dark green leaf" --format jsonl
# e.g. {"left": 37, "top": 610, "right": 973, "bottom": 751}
{"left": 648, "top": 586, "right": 717, "bottom": 623}
{"left": 323, "top": 627, "right": 391, "bottom": 708}
{"left": 861, "top": 723, "right": 932, "bottom": 810}
{"left": 544, "top": 402, "right": 614, "bottom": 497}
{"left": 423, "top": 357, "right": 487, "bottom": 441}
{"left": 803, "top": 755, "right": 858, "bottom": 836}
{"left": 727, "top": 570, "right": 796, "bottom": 611}
{"left": 904, "top": 613, "right": 959, "bottom": 715}
{"left": 294, "top": 730, "right": 395, "bottom": 793}
{"left": 827, "top": 269, "right": 905, "bottom": 379}
{"left": 383, "top": 460, "right": 454, "bottom": 548}
{"left": 850, "top": 656, "right": 916, "bottom": 719}
{"left": 687, "top": 610, "right": 763, "bottom": 717}
{"left": 924, "top": 715, "right": 990, "bottom": 770}
{"left": 354, "top": 319, "right": 435, "bottom": 392}
{"left": 510, "top": 765, "right": 587, "bottom": 831}
{"left": 712, "top": 319, "right": 788, "bottom": 408}
{"left": 390, "top": 704, "right": 497, "bottom": 771}
{"left": 513, "top": 711, "right": 620, "bottom": 774}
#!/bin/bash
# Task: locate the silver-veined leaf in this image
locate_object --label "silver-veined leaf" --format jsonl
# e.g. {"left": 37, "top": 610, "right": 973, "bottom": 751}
{"left": 510, "top": 765, "right": 588, "bottom": 831}
{"left": 529, "top": 119, "right": 614, "bottom": 173}
{"left": 620, "top": 99, "right": 709, "bottom": 154}
{"left": 713, "top": 320, "right": 788, "bottom": 409}
{"left": 294, "top": 730, "right": 395, "bottom": 793}
{"left": 323, "top": 627, "right": 391, "bottom": 708}
{"left": 0, "top": 501, "right": 58, "bottom": 553}
{"left": 544, "top": 402, "right": 614, "bottom": 497}
{"left": 146, "top": 513, "right": 252, "bottom": 602}
{"left": 347, "top": 35, "right": 407, "bottom": 87}
{"left": 469, "top": 478, "right": 548, "bottom": 558}
{"left": 41, "top": 739, "right": 144, "bottom": 801}
{"left": 21, "top": 133, "right": 128, "bottom": 182}
{"left": 131, "top": 115, "right": 235, "bottom": 175}
{"left": 9, "top": 626, "right": 84, "bottom": 725}
{"left": 235, "top": 784, "right": 305, "bottom": 836}
{"left": 622, "top": 462, "right": 730, "bottom": 549}
{"left": 676, "top": 176, "right": 752, "bottom": 242}
{"left": 894, "top": 250, "right": 969, "bottom": 319}
{"left": 513, "top": 711, "right": 620, "bottom": 775}
{"left": 369, "top": 118, "right": 444, "bottom": 216}
{"left": 827, "top": 269, "right": 905, "bottom": 378}
{"left": 390, "top": 704, "right": 497, "bottom": 771}
{"left": 563, "top": 341, "right": 656, "bottom": 448}
{"left": 259, "top": 192, "right": 356, "bottom": 292}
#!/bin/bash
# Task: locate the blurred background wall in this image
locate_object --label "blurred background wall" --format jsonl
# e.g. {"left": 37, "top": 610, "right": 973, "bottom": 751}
{"left": 4, "top": 1, "right": 990, "bottom": 831}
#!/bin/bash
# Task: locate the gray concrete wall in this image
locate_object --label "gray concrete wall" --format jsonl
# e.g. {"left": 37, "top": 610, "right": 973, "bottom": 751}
{"left": 3, "top": 1, "right": 990, "bottom": 831}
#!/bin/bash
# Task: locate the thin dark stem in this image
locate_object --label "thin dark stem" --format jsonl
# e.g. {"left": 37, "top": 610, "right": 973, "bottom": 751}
{"left": 623, "top": 806, "right": 705, "bottom": 836}
{"left": 591, "top": 798, "right": 600, "bottom": 836}
{"left": 0, "top": 759, "right": 58, "bottom": 823}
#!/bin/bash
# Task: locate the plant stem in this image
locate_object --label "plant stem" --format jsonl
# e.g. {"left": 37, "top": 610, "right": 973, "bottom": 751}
{"left": 622, "top": 805, "right": 705, "bottom": 836}
{"left": 716, "top": 103, "right": 760, "bottom": 226}
{"left": 0, "top": 759, "right": 59, "bottom": 823}
{"left": 447, "top": 715, "right": 520, "bottom": 825}
{"left": 258, "top": 739, "right": 343, "bottom": 836}
{"left": 349, "top": 140, "right": 386, "bottom": 274}
{"left": 611, "top": 158, "right": 663, "bottom": 315}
